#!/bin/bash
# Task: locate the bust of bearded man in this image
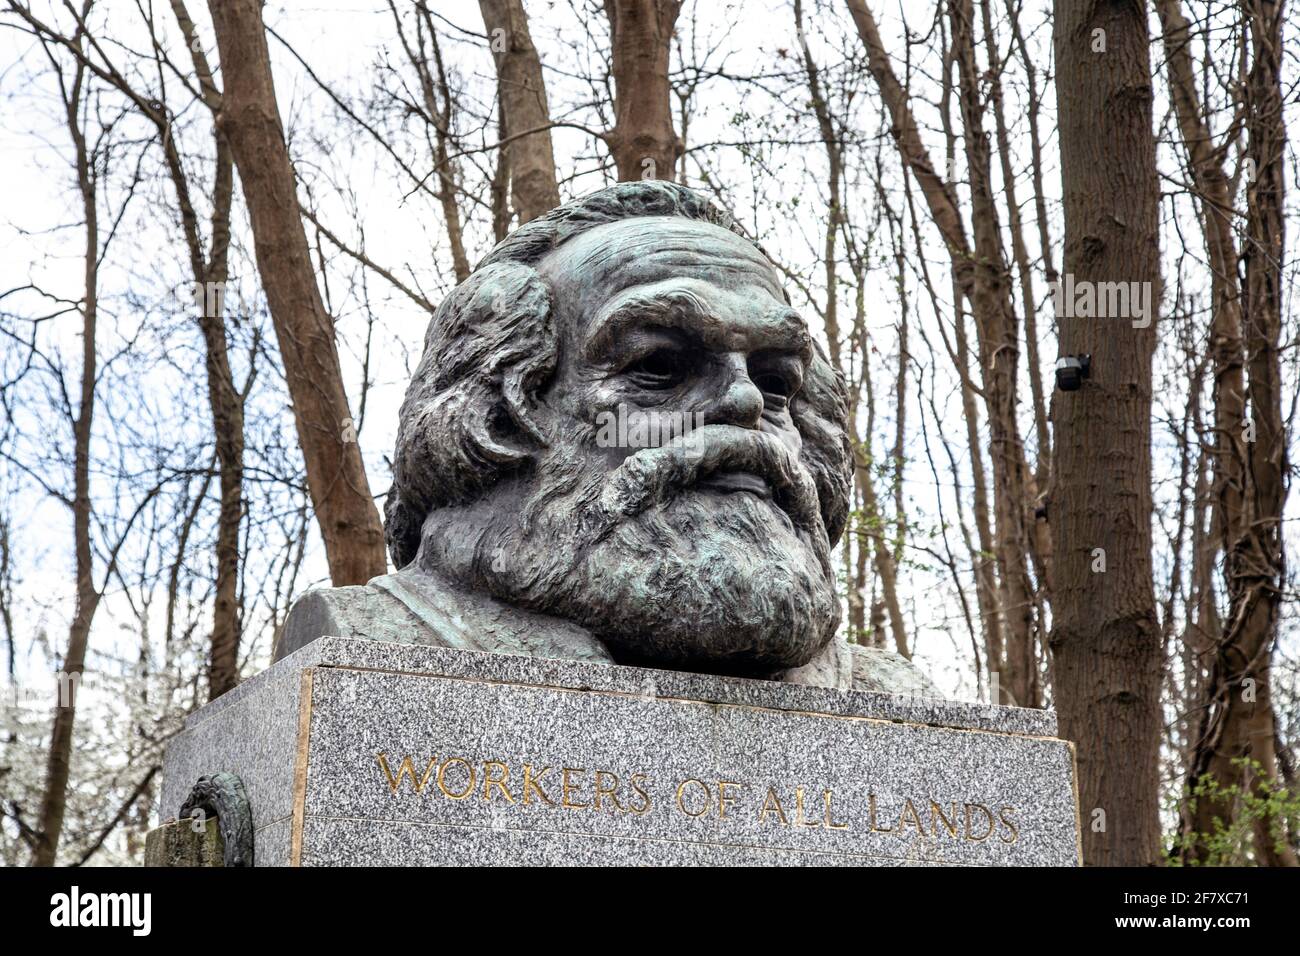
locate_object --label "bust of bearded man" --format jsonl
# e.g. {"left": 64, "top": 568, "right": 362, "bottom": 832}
{"left": 276, "top": 182, "right": 937, "bottom": 698}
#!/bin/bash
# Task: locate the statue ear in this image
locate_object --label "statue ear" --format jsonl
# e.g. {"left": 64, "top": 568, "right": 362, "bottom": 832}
{"left": 500, "top": 342, "right": 551, "bottom": 450}
{"left": 395, "top": 262, "right": 558, "bottom": 516}
{"left": 471, "top": 263, "right": 555, "bottom": 454}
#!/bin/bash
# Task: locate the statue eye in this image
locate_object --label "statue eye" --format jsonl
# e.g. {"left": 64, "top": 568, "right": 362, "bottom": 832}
{"left": 753, "top": 371, "right": 797, "bottom": 400}
{"left": 624, "top": 348, "right": 689, "bottom": 389}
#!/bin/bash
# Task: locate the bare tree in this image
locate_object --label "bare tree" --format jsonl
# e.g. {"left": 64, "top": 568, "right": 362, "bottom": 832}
{"left": 846, "top": 0, "right": 1039, "bottom": 704}
{"left": 29, "top": 10, "right": 98, "bottom": 868}
{"left": 1051, "top": 0, "right": 1163, "bottom": 866}
{"left": 1179, "top": 0, "right": 1297, "bottom": 867}
{"left": 205, "top": 0, "right": 387, "bottom": 585}
{"left": 390, "top": 1, "right": 472, "bottom": 282}
{"left": 168, "top": 0, "right": 245, "bottom": 699}
{"left": 24, "top": 6, "right": 157, "bottom": 864}
{"left": 980, "top": 0, "right": 1051, "bottom": 490}
{"left": 949, "top": 0, "right": 1038, "bottom": 708}
{"left": 479, "top": 0, "right": 561, "bottom": 222}
{"left": 603, "top": 0, "right": 683, "bottom": 180}
{"left": 794, "top": 0, "right": 909, "bottom": 657}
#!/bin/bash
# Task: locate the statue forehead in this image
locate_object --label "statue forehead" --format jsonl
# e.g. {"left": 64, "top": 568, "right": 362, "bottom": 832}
{"left": 536, "top": 216, "right": 786, "bottom": 305}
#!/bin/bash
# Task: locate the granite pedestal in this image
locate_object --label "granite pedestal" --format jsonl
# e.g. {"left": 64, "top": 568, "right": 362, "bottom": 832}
{"left": 158, "top": 638, "right": 1080, "bottom": 866}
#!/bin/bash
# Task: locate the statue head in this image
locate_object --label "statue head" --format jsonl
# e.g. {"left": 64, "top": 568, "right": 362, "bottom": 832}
{"left": 386, "top": 182, "right": 853, "bottom": 676}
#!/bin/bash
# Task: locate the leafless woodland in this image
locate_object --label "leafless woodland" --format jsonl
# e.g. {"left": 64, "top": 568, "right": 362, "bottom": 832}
{"left": 1, "top": 0, "right": 1297, "bottom": 867}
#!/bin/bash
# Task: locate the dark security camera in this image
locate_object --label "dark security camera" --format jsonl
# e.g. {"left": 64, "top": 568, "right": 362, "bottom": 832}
{"left": 1055, "top": 354, "right": 1091, "bottom": 392}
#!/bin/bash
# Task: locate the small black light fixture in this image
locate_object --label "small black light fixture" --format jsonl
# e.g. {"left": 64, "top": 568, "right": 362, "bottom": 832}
{"left": 1055, "top": 354, "right": 1091, "bottom": 392}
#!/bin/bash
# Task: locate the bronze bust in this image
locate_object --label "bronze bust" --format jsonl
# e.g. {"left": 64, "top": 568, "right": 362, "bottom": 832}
{"left": 276, "top": 182, "right": 935, "bottom": 696}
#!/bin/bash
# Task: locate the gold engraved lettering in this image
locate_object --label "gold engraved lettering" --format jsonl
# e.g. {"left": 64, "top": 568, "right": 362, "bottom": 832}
{"left": 481, "top": 760, "right": 516, "bottom": 803}
{"left": 964, "top": 802, "right": 995, "bottom": 842}
{"left": 759, "top": 787, "right": 788, "bottom": 825}
{"left": 822, "top": 789, "right": 848, "bottom": 830}
{"left": 794, "top": 786, "right": 821, "bottom": 828}
{"left": 522, "top": 764, "right": 554, "bottom": 805}
{"left": 998, "top": 806, "right": 1019, "bottom": 844}
{"left": 930, "top": 800, "right": 960, "bottom": 837}
{"left": 437, "top": 757, "right": 476, "bottom": 799}
{"left": 561, "top": 767, "right": 589, "bottom": 809}
{"left": 868, "top": 793, "right": 893, "bottom": 833}
{"left": 676, "top": 778, "right": 711, "bottom": 818}
{"left": 626, "top": 773, "right": 652, "bottom": 814}
{"left": 594, "top": 770, "right": 626, "bottom": 812}
{"left": 717, "top": 781, "right": 741, "bottom": 820}
{"left": 376, "top": 753, "right": 437, "bottom": 794}
{"left": 898, "top": 798, "right": 925, "bottom": 834}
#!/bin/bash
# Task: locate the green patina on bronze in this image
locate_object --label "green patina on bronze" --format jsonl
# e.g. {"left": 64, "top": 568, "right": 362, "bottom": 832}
{"left": 276, "top": 182, "right": 935, "bottom": 697}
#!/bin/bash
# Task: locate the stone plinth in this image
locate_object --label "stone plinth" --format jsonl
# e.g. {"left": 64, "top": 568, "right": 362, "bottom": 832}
{"left": 159, "top": 638, "right": 1080, "bottom": 866}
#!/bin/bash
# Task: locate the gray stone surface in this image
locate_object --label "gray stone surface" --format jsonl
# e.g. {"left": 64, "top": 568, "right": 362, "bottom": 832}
{"left": 161, "top": 638, "right": 1079, "bottom": 866}
{"left": 252, "top": 818, "right": 293, "bottom": 868}
{"left": 192, "top": 637, "right": 1053, "bottom": 736}
{"left": 161, "top": 659, "right": 303, "bottom": 868}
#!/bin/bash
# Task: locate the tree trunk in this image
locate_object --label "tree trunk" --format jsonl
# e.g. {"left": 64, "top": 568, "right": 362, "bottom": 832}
{"left": 424, "top": 14, "right": 470, "bottom": 282}
{"left": 848, "top": 0, "right": 1038, "bottom": 703}
{"left": 1004, "top": 0, "right": 1058, "bottom": 295}
{"left": 1155, "top": 0, "right": 1246, "bottom": 559}
{"left": 949, "top": 0, "right": 1038, "bottom": 709}
{"left": 796, "top": 0, "right": 909, "bottom": 658}
{"left": 856, "top": 464, "right": 911, "bottom": 658}
{"left": 396, "top": 2, "right": 471, "bottom": 282}
{"left": 603, "top": 0, "right": 682, "bottom": 181}
{"left": 981, "top": 0, "right": 1050, "bottom": 489}
{"left": 206, "top": 0, "right": 386, "bottom": 586}
{"left": 1051, "top": 0, "right": 1163, "bottom": 866}
{"left": 201, "top": 134, "right": 244, "bottom": 700}
{"left": 32, "top": 52, "right": 97, "bottom": 866}
{"left": 170, "top": 0, "right": 245, "bottom": 699}
{"left": 954, "top": 284, "right": 1004, "bottom": 692}
{"left": 1182, "top": 0, "right": 1296, "bottom": 867}
{"left": 480, "top": 0, "right": 561, "bottom": 222}
{"left": 491, "top": 100, "right": 512, "bottom": 242}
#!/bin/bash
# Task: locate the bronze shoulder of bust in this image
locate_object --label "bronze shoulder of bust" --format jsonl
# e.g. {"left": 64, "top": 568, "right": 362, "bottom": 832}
{"left": 277, "top": 568, "right": 938, "bottom": 697}
{"left": 275, "top": 566, "right": 613, "bottom": 665}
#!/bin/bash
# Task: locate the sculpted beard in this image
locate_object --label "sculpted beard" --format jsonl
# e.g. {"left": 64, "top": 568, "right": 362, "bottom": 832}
{"left": 423, "top": 423, "right": 840, "bottom": 675}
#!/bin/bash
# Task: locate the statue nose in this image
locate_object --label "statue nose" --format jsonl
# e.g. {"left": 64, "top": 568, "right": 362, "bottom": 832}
{"left": 705, "top": 354, "right": 764, "bottom": 429}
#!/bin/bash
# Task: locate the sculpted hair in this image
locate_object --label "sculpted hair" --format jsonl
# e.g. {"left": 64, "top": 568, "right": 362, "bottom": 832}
{"left": 385, "top": 181, "right": 853, "bottom": 568}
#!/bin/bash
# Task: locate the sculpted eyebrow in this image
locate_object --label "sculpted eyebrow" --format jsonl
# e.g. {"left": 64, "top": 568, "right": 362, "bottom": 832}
{"left": 587, "top": 289, "right": 810, "bottom": 358}
{"left": 759, "top": 305, "right": 815, "bottom": 360}
{"left": 586, "top": 289, "right": 712, "bottom": 356}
